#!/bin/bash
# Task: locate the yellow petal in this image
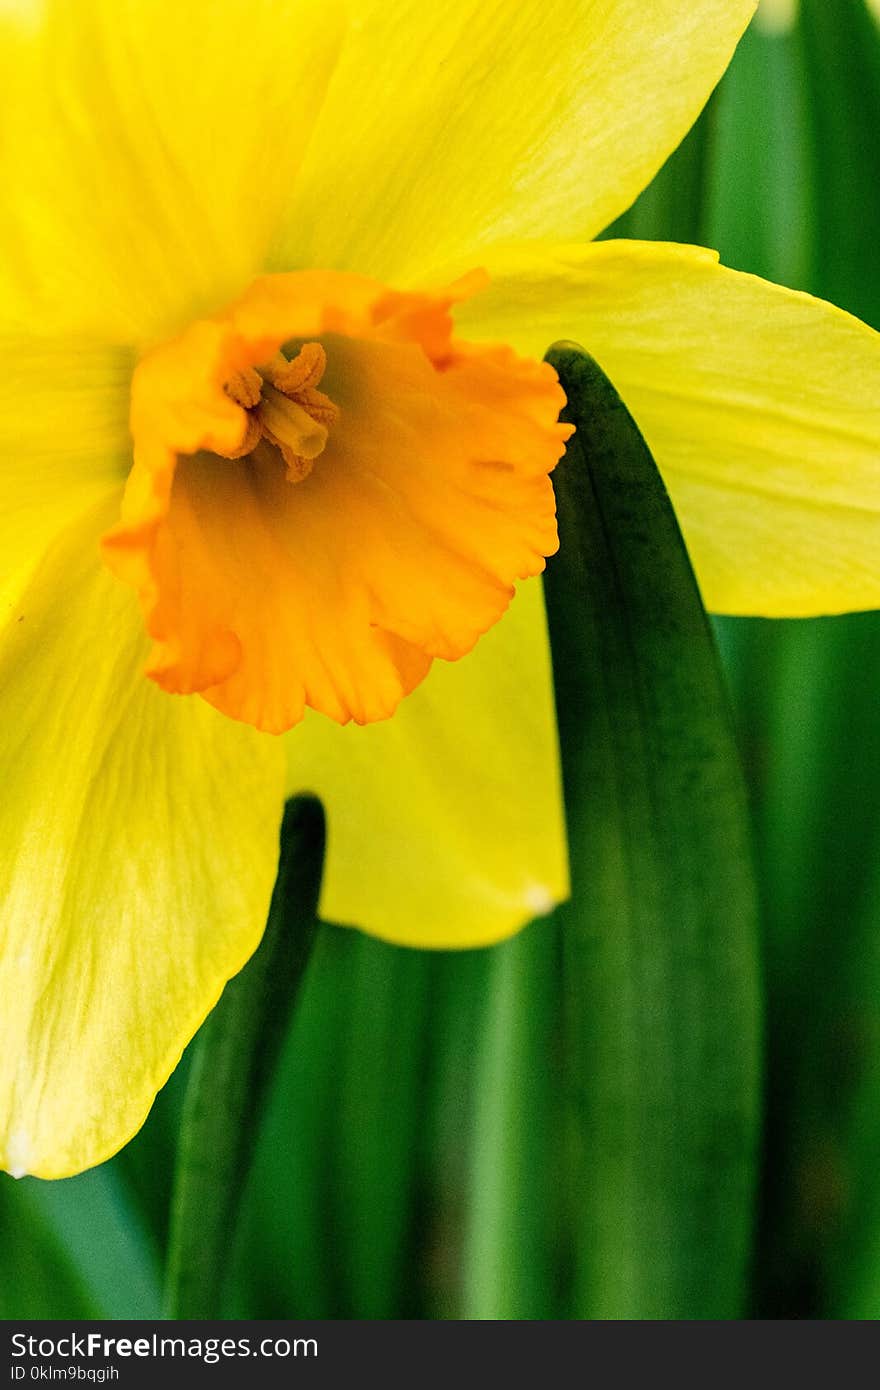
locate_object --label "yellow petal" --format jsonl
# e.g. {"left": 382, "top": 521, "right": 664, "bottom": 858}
{"left": 0, "top": 0, "right": 342, "bottom": 341}
{"left": 285, "top": 578, "right": 568, "bottom": 949}
{"left": 456, "top": 240, "right": 880, "bottom": 616}
{"left": 0, "top": 335, "right": 130, "bottom": 601}
{"left": 0, "top": 502, "right": 285, "bottom": 1179}
{"left": 274, "top": 0, "right": 755, "bottom": 280}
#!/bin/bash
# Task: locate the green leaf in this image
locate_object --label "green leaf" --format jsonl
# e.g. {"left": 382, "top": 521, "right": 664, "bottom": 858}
{"left": 800, "top": 0, "right": 880, "bottom": 325}
{"left": 224, "top": 926, "right": 358, "bottom": 1319}
{"left": 164, "top": 795, "right": 325, "bottom": 1319}
{"left": 332, "top": 934, "right": 434, "bottom": 1319}
{"left": 543, "top": 344, "right": 762, "bottom": 1319}
{"left": 0, "top": 1166, "right": 161, "bottom": 1319}
{"left": 460, "top": 918, "right": 561, "bottom": 1320}
{"left": 745, "top": 615, "right": 880, "bottom": 1318}
{"left": 225, "top": 929, "right": 442, "bottom": 1320}
{"left": 704, "top": 19, "right": 815, "bottom": 290}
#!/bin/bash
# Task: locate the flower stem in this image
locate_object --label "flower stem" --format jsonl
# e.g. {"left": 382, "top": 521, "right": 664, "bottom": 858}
{"left": 163, "top": 795, "right": 325, "bottom": 1318}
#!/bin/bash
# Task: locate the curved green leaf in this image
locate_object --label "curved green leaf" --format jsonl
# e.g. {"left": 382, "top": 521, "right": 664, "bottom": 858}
{"left": 544, "top": 344, "right": 761, "bottom": 1319}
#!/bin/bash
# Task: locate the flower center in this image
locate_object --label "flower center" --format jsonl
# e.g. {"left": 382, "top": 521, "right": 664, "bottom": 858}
{"left": 103, "top": 270, "right": 571, "bottom": 734}
{"left": 221, "top": 342, "right": 339, "bottom": 483}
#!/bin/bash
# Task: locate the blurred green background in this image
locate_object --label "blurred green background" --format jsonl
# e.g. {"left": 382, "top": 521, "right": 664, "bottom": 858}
{"left": 3, "top": 0, "right": 880, "bottom": 1321}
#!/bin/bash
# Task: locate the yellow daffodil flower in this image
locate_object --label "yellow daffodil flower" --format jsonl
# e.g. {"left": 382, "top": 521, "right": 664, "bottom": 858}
{"left": 2, "top": 0, "right": 879, "bottom": 1180}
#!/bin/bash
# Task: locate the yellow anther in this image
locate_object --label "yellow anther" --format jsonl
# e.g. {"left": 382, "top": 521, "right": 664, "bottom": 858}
{"left": 251, "top": 437, "right": 315, "bottom": 483}
{"left": 279, "top": 447, "right": 316, "bottom": 484}
{"left": 295, "top": 385, "right": 339, "bottom": 428}
{"left": 224, "top": 366, "right": 263, "bottom": 409}
{"left": 265, "top": 341, "right": 328, "bottom": 394}
{"left": 222, "top": 410, "right": 262, "bottom": 461}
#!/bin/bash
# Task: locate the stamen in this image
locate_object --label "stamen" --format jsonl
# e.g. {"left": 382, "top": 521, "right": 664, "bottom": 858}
{"left": 224, "top": 366, "right": 263, "bottom": 409}
{"left": 294, "top": 386, "right": 339, "bottom": 428}
{"left": 264, "top": 341, "right": 328, "bottom": 394}
{"left": 222, "top": 410, "right": 262, "bottom": 461}
{"left": 262, "top": 343, "right": 339, "bottom": 431}
{"left": 218, "top": 343, "right": 338, "bottom": 481}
